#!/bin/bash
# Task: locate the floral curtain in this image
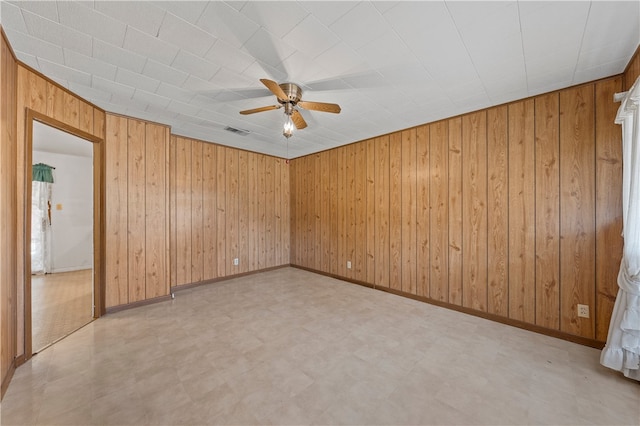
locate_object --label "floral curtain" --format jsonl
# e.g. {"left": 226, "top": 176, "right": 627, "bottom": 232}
{"left": 600, "top": 77, "right": 640, "bottom": 381}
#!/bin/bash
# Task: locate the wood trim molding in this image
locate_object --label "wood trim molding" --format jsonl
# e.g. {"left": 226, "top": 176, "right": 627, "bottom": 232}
{"left": 24, "top": 108, "right": 106, "bottom": 361}
{"left": 292, "top": 265, "right": 605, "bottom": 349}
{"left": 29, "top": 110, "right": 102, "bottom": 144}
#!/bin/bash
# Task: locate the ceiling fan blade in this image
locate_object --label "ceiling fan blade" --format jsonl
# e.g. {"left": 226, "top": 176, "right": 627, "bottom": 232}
{"left": 297, "top": 100, "right": 341, "bottom": 114}
{"left": 239, "top": 105, "right": 281, "bottom": 115}
{"left": 291, "top": 110, "right": 307, "bottom": 130}
{"left": 260, "top": 78, "right": 288, "bottom": 101}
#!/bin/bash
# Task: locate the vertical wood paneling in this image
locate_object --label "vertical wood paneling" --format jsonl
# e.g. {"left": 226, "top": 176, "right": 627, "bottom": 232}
{"left": 266, "top": 157, "right": 276, "bottom": 268}
{"left": 46, "top": 83, "right": 65, "bottom": 123}
{"left": 169, "top": 136, "right": 177, "bottom": 287}
{"left": 78, "top": 101, "right": 93, "bottom": 135}
{"left": 62, "top": 91, "right": 80, "bottom": 128}
{"left": 248, "top": 153, "right": 259, "bottom": 270}
{"left": 389, "top": 133, "right": 402, "bottom": 291}
{"left": 274, "top": 157, "right": 282, "bottom": 267}
{"left": 0, "top": 35, "right": 17, "bottom": 393}
{"left": 595, "top": 78, "right": 624, "bottom": 341}
{"left": 144, "top": 124, "right": 167, "bottom": 299}
{"left": 310, "top": 154, "right": 319, "bottom": 271}
{"left": 365, "top": 139, "right": 376, "bottom": 284}
{"left": 508, "top": 99, "right": 536, "bottom": 323}
{"left": 345, "top": 146, "right": 355, "bottom": 278}
{"left": 487, "top": 106, "right": 509, "bottom": 317}
{"left": 321, "top": 152, "right": 331, "bottom": 271}
{"left": 191, "top": 140, "right": 203, "bottom": 282}
{"left": 202, "top": 143, "right": 217, "bottom": 280}
{"left": 374, "top": 136, "right": 390, "bottom": 287}
{"left": 175, "top": 137, "right": 192, "bottom": 286}
{"left": 20, "top": 67, "right": 47, "bottom": 113}
{"left": 281, "top": 159, "right": 290, "bottom": 264}
{"left": 216, "top": 146, "right": 226, "bottom": 276}
{"left": 105, "top": 115, "right": 128, "bottom": 307}
{"left": 329, "top": 149, "right": 339, "bottom": 276}
{"left": 337, "top": 150, "right": 346, "bottom": 277}
{"left": 416, "top": 126, "right": 430, "bottom": 298}
{"left": 167, "top": 138, "right": 290, "bottom": 286}
{"left": 226, "top": 148, "right": 239, "bottom": 273}
{"left": 258, "top": 154, "right": 267, "bottom": 269}
{"left": 401, "top": 129, "right": 417, "bottom": 294}
{"left": 290, "top": 157, "right": 299, "bottom": 266}
{"left": 448, "top": 117, "right": 463, "bottom": 306}
{"left": 93, "top": 110, "right": 105, "bottom": 139}
{"left": 238, "top": 151, "right": 249, "bottom": 273}
{"left": 462, "top": 111, "right": 488, "bottom": 311}
{"left": 354, "top": 143, "right": 366, "bottom": 281}
{"left": 535, "top": 93, "right": 561, "bottom": 330}
{"left": 560, "top": 85, "right": 596, "bottom": 338}
{"left": 429, "top": 122, "right": 449, "bottom": 301}
{"left": 127, "top": 120, "right": 146, "bottom": 303}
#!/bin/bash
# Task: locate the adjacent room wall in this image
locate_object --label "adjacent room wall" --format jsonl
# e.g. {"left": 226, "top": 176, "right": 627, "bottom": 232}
{"left": 170, "top": 136, "right": 290, "bottom": 288}
{"left": 32, "top": 150, "right": 94, "bottom": 273}
{"left": 290, "top": 76, "right": 624, "bottom": 344}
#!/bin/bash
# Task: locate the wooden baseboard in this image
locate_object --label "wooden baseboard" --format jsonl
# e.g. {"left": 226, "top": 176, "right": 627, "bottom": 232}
{"left": 1, "top": 359, "right": 16, "bottom": 401}
{"left": 291, "top": 265, "right": 605, "bottom": 349}
{"left": 106, "top": 265, "right": 290, "bottom": 314}
{"left": 105, "top": 294, "right": 172, "bottom": 315}
{"left": 172, "top": 265, "right": 290, "bottom": 294}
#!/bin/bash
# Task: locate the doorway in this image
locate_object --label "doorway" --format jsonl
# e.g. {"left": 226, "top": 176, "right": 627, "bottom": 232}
{"left": 25, "top": 111, "right": 105, "bottom": 358}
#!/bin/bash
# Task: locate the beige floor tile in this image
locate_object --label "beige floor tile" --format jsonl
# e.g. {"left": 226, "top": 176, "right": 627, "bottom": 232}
{"left": 2, "top": 267, "right": 638, "bottom": 426}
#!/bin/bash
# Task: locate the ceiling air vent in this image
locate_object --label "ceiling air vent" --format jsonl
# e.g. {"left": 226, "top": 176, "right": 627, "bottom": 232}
{"left": 224, "top": 126, "right": 251, "bottom": 136}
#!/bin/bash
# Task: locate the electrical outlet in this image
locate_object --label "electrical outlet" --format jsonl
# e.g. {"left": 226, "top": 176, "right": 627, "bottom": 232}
{"left": 233, "top": 258, "right": 239, "bottom": 266}
{"left": 347, "top": 261, "right": 352, "bottom": 269}
{"left": 577, "top": 304, "right": 590, "bottom": 318}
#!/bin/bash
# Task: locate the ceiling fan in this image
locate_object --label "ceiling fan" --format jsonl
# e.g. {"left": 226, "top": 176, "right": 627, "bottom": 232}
{"left": 240, "top": 79, "right": 341, "bottom": 139}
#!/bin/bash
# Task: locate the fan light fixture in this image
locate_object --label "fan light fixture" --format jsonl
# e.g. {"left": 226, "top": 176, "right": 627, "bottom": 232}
{"left": 283, "top": 113, "right": 294, "bottom": 139}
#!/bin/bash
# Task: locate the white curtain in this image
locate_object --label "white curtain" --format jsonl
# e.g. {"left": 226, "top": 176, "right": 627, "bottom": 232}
{"left": 600, "top": 77, "right": 640, "bottom": 381}
{"left": 31, "top": 181, "right": 53, "bottom": 274}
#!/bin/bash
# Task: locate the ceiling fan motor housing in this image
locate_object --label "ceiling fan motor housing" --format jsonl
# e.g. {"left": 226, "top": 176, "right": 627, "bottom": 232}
{"left": 279, "top": 83, "right": 302, "bottom": 104}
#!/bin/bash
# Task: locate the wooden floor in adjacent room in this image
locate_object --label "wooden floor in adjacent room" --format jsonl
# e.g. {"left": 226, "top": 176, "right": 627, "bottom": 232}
{"left": 3, "top": 267, "right": 638, "bottom": 425}
{"left": 31, "top": 269, "right": 93, "bottom": 353}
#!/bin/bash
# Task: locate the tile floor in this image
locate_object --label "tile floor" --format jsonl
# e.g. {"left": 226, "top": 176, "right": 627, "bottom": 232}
{"left": 1, "top": 267, "right": 638, "bottom": 425}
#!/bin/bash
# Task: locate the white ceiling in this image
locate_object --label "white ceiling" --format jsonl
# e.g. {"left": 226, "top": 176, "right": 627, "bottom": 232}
{"left": 2, "top": 1, "right": 639, "bottom": 159}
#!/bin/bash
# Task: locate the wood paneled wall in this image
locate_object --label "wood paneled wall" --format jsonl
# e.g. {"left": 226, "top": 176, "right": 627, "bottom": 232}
{"left": 290, "top": 77, "right": 623, "bottom": 342}
{"left": 1, "top": 30, "right": 18, "bottom": 399}
{"left": 169, "top": 136, "right": 290, "bottom": 286}
{"left": 104, "top": 114, "right": 170, "bottom": 308}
